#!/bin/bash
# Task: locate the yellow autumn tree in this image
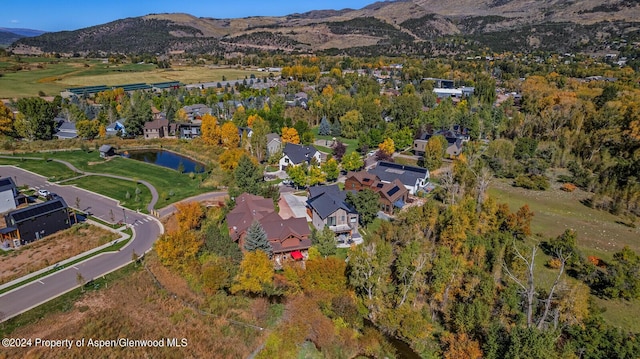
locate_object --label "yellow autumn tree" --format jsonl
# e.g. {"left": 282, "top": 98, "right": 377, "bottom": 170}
{"left": 378, "top": 138, "right": 395, "bottom": 156}
{"left": 220, "top": 121, "right": 240, "bottom": 149}
{"left": 154, "top": 230, "right": 202, "bottom": 268}
{"left": 176, "top": 108, "right": 188, "bottom": 121}
{"left": 219, "top": 148, "right": 247, "bottom": 171}
{"left": 0, "top": 102, "right": 14, "bottom": 135}
{"left": 175, "top": 202, "right": 205, "bottom": 231}
{"left": 98, "top": 125, "right": 107, "bottom": 138}
{"left": 201, "top": 113, "right": 221, "bottom": 145}
{"left": 281, "top": 127, "right": 300, "bottom": 144}
{"left": 247, "top": 113, "right": 263, "bottom": 128}
{"left": 231, "top": 250, "right": 274, "bottom": 295}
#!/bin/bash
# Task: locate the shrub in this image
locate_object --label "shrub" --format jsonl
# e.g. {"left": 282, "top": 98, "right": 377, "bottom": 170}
{"left": 514, "top": 174, "right": 549, "bottom": 190}
{"left": 561, "top": 183, "right": 577, "bottom": 192}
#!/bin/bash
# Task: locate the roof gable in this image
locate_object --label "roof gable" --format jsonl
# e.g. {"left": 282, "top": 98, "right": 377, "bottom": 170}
{"left": 368, "top": 161, "right": 429, "bottom": 187}
{"left": 283, "top": 143, "right": 319, "bottom": 164}
{"left": 307, "top": 185, "right": 355, "bottom": 219}
{"left": 7, "top": 198, "right": 68, "bottom": 223}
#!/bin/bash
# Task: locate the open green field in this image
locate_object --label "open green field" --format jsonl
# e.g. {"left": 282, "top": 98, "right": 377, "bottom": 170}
{"left": 0, "top": 56, "right": 268, "bottom": 98}
{"left": 65, "top": 175, "right": 152, "bottom": 212}
{"left": 489, "top": 179, "right": 640, "bottom": 260}
{"left": 0, "top": 158, "right": 77, "bottom": 181}
{"left": 0, "top": 151, "right": 211, "bottom": 209}
{"left": 489, "top": 179, "right": 640, "bottom": 332}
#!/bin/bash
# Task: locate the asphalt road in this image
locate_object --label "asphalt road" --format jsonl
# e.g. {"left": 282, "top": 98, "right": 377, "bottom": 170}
{"left": 0, "top": 166, "right": 162, "bottom": 321}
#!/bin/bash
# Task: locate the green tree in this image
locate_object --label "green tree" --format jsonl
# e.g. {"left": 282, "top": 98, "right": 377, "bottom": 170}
{"left": 422, "top": 134, "right": 447, "bottom": 170}
{"left": 14, "top": 97, "right": 56, "bottom": 140}
{"left": 341, "top": 151, "right": 364, "bottom": 172}
{"left": 389, "top": 93, "right": 421, "bottom": 128}
{"left": 307, "top": 164, "right": 326, "bottom": 186}
{"left": 348, "top": 239, "right": 393, "bottom": 318}
{"left": 340, "top": 109, "right": 363, "bottom": 139}
{"left": 76, "top": 119, "right": 100, "bottom": 139}
{"left": 313, "top": 226, "right": 337, "bottom": 257}
{"left": 321, "top": 158, "right": 339, "bottom": 182}
{"left": 318, "top": 117, "right": 331, "bottom": 135}
{"left": 604, "top": 246, "right": 640, "bottom": 299}
{"left": 234, "top": 154, "right": 263, "bottom": 195}
{"left": 286, "top": 164, "right": 308, "bottom": 189}
{"left": 346, "top": 188, "right": 380, "bottom": 226}
{"left": 244, "top": 221, "right": 273, "bottom": 258}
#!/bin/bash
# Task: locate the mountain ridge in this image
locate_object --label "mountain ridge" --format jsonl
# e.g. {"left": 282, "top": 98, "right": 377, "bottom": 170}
{"left": 8, "top": 0, "right": 640, "bottom": 55}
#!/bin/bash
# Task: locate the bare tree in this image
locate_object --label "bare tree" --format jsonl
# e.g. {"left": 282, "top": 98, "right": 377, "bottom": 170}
{"left": 440, "top": 168, "right": 459, "bottom": 205}
{"left": 475, "top": 167, "right": 492, "bottom": 214}
{"left": 503, "top": 241, "right": 570, "bottom": 329}
{"left": 76, "top": 272, "right": 86, "bottom": 292}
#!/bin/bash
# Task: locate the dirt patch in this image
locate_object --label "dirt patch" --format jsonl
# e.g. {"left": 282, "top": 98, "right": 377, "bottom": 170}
{"left": 3, "top": 255, "right": 265, "bottom": 358}
{"left": 0, "top": 224, "right": 118, "bottom": 285}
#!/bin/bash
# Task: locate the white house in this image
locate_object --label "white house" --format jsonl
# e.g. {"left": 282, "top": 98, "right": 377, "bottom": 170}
{"left": 279, "top": 143, "right": 321, "bottom": 171}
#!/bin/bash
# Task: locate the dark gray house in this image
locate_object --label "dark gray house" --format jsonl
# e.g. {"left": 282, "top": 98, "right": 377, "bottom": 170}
{"left": 307, "top": 185, "right": 359, "bottom": 237}
{"left": 0, "top": 177, "right": 18, "bottom": 214}
{"left": 3, "top": 198, "right": 71, "bottom": 247}
{"left": 99, "top": 145, "right": 115, "bottom": 158}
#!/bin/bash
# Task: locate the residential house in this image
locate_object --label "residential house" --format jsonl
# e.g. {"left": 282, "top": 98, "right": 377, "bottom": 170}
{"left": 413, "top": 126, "right": 470, "bottom": 158}
{"left": 226, "top": 193, "right": 311, "bottom": 266}
{"left": 105, "top": 120, "right": 126, "bottom": 137}
{"left": 0, "top": 177, "right": 18, "bottom": 214}
{"left": 266, "top": 133, "right": 282, "bottom": 158}
{"left": 143, "top": 119, "right": 169, "bottom": 139}
{"left": 307, "top": 185, "right": 359, "bottom": 238}
{"left": 177, "top": 122, "right": 201, "bottom": 139}
{"left": 55, "top": 120, "right": 78, "bottom": 140}
{"left": 99, "top": 145, "right": 116, "bottom": 158}
{"left": 279, "top": 143, "right": 321, "bottom": 171}
{"left": 182, "top": 104, "right": 212, "bottom": 122}
{"left": 367, "top": 161, "right": 430, "bottom": 195}
{"left": 345, "top": 171, "right": 409, "bottom": 214}
{"left": 2, "top": 197, "right": 71, "bottom": 247}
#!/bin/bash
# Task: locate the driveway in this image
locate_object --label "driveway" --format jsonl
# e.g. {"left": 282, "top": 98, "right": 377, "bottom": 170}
{"left": 279, "top": 192, "right": 311, "bottom": 221}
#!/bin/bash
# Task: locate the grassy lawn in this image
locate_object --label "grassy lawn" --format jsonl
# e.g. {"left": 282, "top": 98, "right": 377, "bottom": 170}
{"left": 311, "top": 127, "right": 359, "bottom": 155}
{"left": 0, "top": 158, "right": 77, "bottom": 181}
{"left": 0, "top": 151, "right": 211, "bottom": 209}
{"left": 488, "top": 179, "right": 640, "bottom": 259}
{"left": 65, "top": 176, "right": 152, "bottom": 212}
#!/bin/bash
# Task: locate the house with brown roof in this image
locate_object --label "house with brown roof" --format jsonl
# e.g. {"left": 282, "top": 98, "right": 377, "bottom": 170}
{"left": 226, "top": 193, "right": 311, "bottom": 266}
{"left": 345, "top": 171, "right": 410, "bottom": 214}
{"left": 143, "top": 119, "right": 169, "bottom": 139}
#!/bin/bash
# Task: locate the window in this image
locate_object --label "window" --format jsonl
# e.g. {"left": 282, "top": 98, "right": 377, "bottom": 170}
{"left": 327, "top": 216, "right": 336, "bottom": 226}
{"left": 285, "top": 158, "right": 290, "bottom": 163}
{"left": 341, "top": 216, "right": 345, "bottom": 222}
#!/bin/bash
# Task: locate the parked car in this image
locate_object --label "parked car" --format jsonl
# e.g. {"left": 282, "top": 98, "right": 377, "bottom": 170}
{"left": 46, "top": 192, "right": 59, "bottom": 200}
{"left": 37, "top": 189, "right": 50, "bottom": 197}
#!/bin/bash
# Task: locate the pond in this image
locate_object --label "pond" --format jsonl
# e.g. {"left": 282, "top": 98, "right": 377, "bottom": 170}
{"left": 127, "top": 150, "right": 205, "bottom": 173}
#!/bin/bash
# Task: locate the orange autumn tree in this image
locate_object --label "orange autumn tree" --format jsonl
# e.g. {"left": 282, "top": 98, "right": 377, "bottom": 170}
{"left": 281, "top": 127, "right": 300, "bottom": 144}
{"left": 175, "top": 202, "right": 205, "bottom": 231}
{"left": 442, "top": 333, "right": 483, "bottom": 359}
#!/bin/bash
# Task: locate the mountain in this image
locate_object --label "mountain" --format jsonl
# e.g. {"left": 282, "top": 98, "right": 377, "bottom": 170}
{"left": 0, "top": 27, "right": 47, "bottom": 37}
{"left": 0, "top": 28, "right": 46, "bottom": 47}
{"left": 9, "top": 0, "right": 640, "bottom": 55}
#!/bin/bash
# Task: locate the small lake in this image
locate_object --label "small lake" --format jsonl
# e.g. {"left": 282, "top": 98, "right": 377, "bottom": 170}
{"left": 127, "top": 150, "right": 205, "bottom": 173}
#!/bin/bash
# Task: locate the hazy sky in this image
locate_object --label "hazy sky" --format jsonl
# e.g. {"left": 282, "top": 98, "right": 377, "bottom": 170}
{"left": 2, "top": 0, "right": 377, "bottom": 32}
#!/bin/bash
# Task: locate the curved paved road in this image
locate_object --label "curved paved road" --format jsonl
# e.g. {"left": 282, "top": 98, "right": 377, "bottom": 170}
{"left": 0, "top": 166, "right": 225, "bottom": 322}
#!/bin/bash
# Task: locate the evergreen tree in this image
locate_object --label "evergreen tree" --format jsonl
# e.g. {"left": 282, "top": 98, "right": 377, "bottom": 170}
{"left": 234, "top": 154, "right": 263, "bottom": 195}
{"left": 244, "top": 221, "right": 273, "bottom": 257}
{"left": 330, "top": 120, "right": 342, "bottom": 137}
{"left": 319, "top": 116, "right": 332, "bottom": 135}
{"left": 313, "top": 226, "right": 337, "bottom": 257}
